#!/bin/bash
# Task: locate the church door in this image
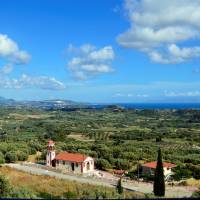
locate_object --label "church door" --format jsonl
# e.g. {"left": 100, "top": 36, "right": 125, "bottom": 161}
{"left": 71, "top": 163, "right": 75, "bottom": 171}
{"left": 87, "top": 162, "right": 90, "bottom": 171}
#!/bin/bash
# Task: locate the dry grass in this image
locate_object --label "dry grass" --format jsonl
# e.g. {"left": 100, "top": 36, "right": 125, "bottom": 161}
{"left": 9, "top": 113, "right": 52, "bottom": 120}
{"left": 0, "top": 166, "right": 79, "bottom": 196}
{"left": 185, "top": 178, "right": 200, "bottom": 187}
{"left": 68, "top": 134, "right": 94, "bottom": 142}
{"left": 27, "top": 152, "right": 41, "bottom": 163}
{"left": 0, "top": 166, "right": 144, "bottom": 198}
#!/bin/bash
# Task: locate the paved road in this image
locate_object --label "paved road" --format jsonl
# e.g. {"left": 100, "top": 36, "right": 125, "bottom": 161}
{"left": 5, "top": 163, "right": 198, "bottom": 198}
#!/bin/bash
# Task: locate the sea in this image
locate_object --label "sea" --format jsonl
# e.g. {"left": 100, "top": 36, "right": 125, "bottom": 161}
{"left": 91, "top": 103, "right": 200, "bottom": 110}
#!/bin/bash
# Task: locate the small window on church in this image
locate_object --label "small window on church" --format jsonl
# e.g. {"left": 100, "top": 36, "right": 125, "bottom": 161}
{"left": 63, "top": 161, "right": 65, "bottom": 165}
{"left": 76, "top": 163, "right": 78, "bottom": 167}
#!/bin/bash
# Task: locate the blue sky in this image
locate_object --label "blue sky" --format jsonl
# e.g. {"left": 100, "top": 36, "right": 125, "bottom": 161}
{"left": 0, "top": 0, "right": 200, "bottom": 103}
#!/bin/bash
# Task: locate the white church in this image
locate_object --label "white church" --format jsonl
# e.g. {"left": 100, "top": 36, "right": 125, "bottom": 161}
{"left": 46, "top": 140, "right": 95, "bottom": 174}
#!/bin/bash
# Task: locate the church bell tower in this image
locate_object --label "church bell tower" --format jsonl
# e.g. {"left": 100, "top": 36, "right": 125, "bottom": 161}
{"left": 46, "top": 140, "right": 55, "bottom": 166}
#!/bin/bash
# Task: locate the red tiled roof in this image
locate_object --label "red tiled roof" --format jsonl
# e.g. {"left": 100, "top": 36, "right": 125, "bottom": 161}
{"left": 113, "top": 169, "right": 126, "bottom": 175}
{"left": 142, "top": 161, "right": 176, "bottom": 169}
{"left": 48, "top": 140, "right": 54, "bottom": 145}
{"left": 55, "top": 152, "right": 88, "bottom": 162}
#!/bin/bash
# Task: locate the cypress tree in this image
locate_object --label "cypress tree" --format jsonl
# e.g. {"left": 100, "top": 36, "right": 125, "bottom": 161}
{"left": 116, "top": 178, "right": 123, "bottom": 194}
{"left": 153, "top": 148, "right": 165, "bottom": 196}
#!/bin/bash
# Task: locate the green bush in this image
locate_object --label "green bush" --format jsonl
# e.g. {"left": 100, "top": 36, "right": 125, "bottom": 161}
{"left": 115, "top": 159, "right": 130, "bottom": 170}
{"left": 11, "top": 187, "right": 36, "bottom": 198}
{"left": 0, "top": 174, "right": 12, "bottom": 198}
{"left": 0, "top": 152, "right": 5, "bottom": 164}
{"left": 172, "top": 165, "right": 193, "bottom": 181}
{"left": 5, "top": 151, "right": 18, "bottom": 163}
{"left": 96, "top": 158, "right": 112, "bottom": 170}
{"left": 16, "top": 151, "right": 28, "bottom": 161}
{"left": 63, "top": 191, "right": 77, "bottom": 199}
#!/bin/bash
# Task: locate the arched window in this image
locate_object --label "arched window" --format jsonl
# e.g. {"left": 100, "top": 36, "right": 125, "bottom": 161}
{"left": 87, "top": 162, "right": 90, "bottom": 170}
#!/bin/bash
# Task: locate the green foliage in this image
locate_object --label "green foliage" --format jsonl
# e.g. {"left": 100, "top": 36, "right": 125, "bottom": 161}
{"left": 63, "top": 191, "right": 77, "bottom": 199}
{"left": 0, "top": 174, "right": 11, "bottom": 197}
{"left": 153, "top": 148, "right": 165, "bottom": 197}
{"left": 192, "top": 190, "right": 200, "bottom": 198}
{"left": 96, "top": 158, "right": 112, "bottom": 170}
{"left": 16, "top": 151, "right": 28, "bottom": 161}
{"left": 0, "top": 173, "right": 36, "bottom": 198}
{"left": 115, "top": 159, "right": 130, "bottom": 170}
{"left": 11, "top": 187, "right": 36, "bottom": 198}
{"left": 0, "top": 107, "right": 199, "bottom": 179}
{"left": 173, "top": 164, "right": 200, "bottom": 180}
{"left": 172, "top": 165, "right": 193, "bottom": 181}
{"left": 5, "top": 151, "right": 17, "bottom": 163}
{"left": 0, "top": 152, "right": 5, "bottom": 164}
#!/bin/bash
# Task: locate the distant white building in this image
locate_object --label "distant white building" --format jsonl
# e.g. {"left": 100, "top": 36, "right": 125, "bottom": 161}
{"left": 46, "top": 140, "right": 94, "bottom": 173}
{"left": 141, "top": 161, "right": 176, "bottom": 177}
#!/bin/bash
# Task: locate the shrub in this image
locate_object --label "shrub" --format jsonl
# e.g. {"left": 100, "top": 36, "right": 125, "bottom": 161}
{"left": 0, "top": 174, "right": 12, "bottom": 197}
{"left": 11, "top": 187, "right": 36, "bottom": 198}
{"left": 17, "top": 151, "right": 28, "bottom": 161}
{"left": 96, "top": 158, "right": 111, "bottom": 170}
{"left": 5, "top": 152, "right": 17, "bottom": 163}
{"left": 192, "top": 190, "right": 200, "bottom": 198}
{"left": 63, "top": 191, "right": 77, "bottom": 199}
{"left": 115, "top": 159, "right": 130, "bottom": 170}
{"left": 0, "top": 153, "right": 5, "bottom": 164}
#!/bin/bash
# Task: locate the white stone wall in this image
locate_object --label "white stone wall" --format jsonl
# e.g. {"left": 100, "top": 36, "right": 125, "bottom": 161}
{"left": 56, "top": 160, "right": 82, "bottom": 173}
{"left": 46, "top": 151, "right": 55, "bottom": 166}
{"left": 82, "top": 157, "right": 94, "bottom": 173}
{"left": 163, "top": 167, "right": 172, "bottom": 176}
{"left": 55, "top": 157, "right": 94, "bottom": 174}
{"left": 142, "top": 166, "right": 173, "bottom": 177}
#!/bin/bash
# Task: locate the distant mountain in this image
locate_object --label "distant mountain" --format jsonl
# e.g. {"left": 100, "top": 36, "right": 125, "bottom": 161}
{"left": 0, "top": 97, "right": 88, "bottom": 109}
{"left": 0, "top": 97, "right": 16, "bottom": 106}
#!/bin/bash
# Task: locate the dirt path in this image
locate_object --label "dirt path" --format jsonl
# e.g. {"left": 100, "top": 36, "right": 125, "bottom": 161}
{"left": 5, "top": 163, "right": 198, "bottom": 198}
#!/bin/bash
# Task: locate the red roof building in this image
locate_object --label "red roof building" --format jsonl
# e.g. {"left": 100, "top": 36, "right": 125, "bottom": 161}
{"left": 113, "top": 169, "right": 127, "bottom": 176}
{"left": 142, "top": 161, "right": 176, "bottom": 177}
{"left": 142, "top": 161, "right": 176, "bottom": 169}
{"left": 46, "top": 140, "right": 94, "bottom": 174}
{"left": 47, "top": 140, "right": 55, "bottom": 145}
{"left": 55, "top": 152, "right": 88, "bottom": 163}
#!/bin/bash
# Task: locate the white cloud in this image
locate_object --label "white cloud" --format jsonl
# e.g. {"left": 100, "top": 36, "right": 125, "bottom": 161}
{"left": 113, "top": 93, "right": 149, "bottom": 98}
{"left": 67, "top": 44, "right": 114, "bottom": 80}
{"left": 0, "top": 74, "right": 66, "bottom": 90}
{"left": 150, "top": 44, "right": 200, "bottom": 64}
{"left": 165, "top": 91, "right": 200, "bottom": 97}
{"left": 0, "top": 34, "right": 30, "bottom": 64}
{"left": 0, "top": 64, "right": 13, "bottom": 74}
{"left": 117, "top": 0, "right": 200, "bottom": 63}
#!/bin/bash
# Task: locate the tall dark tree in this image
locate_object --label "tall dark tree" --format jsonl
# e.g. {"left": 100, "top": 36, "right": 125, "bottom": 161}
{"left": 116, "top": 178, "right": 123, "bottom": 194}
{"left": 153, "top": 148, "right": 165, "bottom": 196}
